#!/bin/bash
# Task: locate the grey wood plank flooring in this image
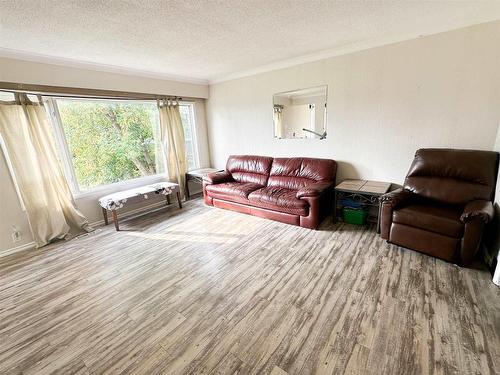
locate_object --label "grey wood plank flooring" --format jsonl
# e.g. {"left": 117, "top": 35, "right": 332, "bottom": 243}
{"left": 0, "top": 198, "right": 499, "bottom": 374}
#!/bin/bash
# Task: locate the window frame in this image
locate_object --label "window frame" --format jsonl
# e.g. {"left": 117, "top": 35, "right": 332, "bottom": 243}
{"left": 178, "top": 100, "right": 200, "bottom": 171}
{"left": 0, "top": 133, "right": 26, "bottom": 211}
{"left": 45, "top": 98, "right": 81, "bottom": 193}
{"left": 46, "top": 97, "right": 200, "bottom": 198}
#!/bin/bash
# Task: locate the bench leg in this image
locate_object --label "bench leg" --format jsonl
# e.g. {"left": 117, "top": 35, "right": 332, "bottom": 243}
{"left": 185, "top": 174, "right": 190, "bottom": 200}
{"left": 102, "top": 207, "right": 109, "bottom": 225}
{"left": 166, "top": 194, "right": 171, "bottom": 205}
{"left": 176, "top": 192, "right": 182, "bottom": 209}
{"left": 112, "top": 210, "right": 119, "bottom": 231}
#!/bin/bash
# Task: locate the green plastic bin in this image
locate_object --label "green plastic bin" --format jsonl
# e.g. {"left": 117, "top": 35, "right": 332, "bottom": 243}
{"left": 342, "top": 207, "right": 368, "bottom": 225}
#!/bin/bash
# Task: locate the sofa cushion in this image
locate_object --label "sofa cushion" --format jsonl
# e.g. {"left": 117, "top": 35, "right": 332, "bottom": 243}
{"left": 248, "top": 187, "right": 308, "bottom": 216}
{"left": 392, "top": 201, "right": 463, "bottom": 238}
{"left": 268, "top": 157, "right": 337, "bottom": 190}
{"left": 226, "top": 155, "right": 274, "bottom": 186}
{"left": 205, "top": 182, "right": 262, "bottom": 204}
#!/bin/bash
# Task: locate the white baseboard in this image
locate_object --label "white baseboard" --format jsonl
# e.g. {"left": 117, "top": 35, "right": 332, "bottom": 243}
{"left": 0, "top": 241, "right": 36, "bottom": 258}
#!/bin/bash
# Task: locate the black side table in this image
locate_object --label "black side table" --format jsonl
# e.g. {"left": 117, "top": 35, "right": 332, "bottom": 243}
{"left": 185, "top": 168, "right": 223, "bottom": 199}
{"left": 334, "top": 179, "right": 392, "bottom": 233}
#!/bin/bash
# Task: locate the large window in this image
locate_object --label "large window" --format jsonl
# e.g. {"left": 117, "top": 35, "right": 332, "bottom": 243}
{"left": 47, "top": 98, "right": 199, "bottom": 194}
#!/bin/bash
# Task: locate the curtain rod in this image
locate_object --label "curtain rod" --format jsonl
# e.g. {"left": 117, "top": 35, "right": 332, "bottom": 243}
{"left": 0, "top": 81, "right": 202, "bottom": 101}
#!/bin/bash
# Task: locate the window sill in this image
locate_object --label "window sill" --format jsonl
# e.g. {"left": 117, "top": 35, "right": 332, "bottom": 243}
{"left": 73, "top": 174, "right": 168, "bottom": 200}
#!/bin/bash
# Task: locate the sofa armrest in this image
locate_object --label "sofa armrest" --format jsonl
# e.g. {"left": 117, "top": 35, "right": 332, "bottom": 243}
{"left": 203, "top": 171, "right": 233, "bottom": 185}
{"left": 296, "top": 181, "right": 333, "bottom": 199}
{"left": 380, "top": 188, "right": 414, "bottom": 209}
{"left": 460, "top": 200, "right": 494, "bottom": 223}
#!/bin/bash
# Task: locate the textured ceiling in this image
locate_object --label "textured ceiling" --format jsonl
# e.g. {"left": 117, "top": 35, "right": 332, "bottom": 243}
{"left": 1, "top": 0, "right": 500, "bottom": 83}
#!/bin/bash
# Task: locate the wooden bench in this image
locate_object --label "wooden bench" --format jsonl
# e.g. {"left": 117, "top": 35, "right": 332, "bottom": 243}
{"left": 98, "top": 182, "right": 181, "bottom": 231}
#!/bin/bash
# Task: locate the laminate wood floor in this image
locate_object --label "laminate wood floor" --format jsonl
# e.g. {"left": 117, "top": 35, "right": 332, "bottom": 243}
{"left": 1, "top": 198, "right": 499, "bottom": 375}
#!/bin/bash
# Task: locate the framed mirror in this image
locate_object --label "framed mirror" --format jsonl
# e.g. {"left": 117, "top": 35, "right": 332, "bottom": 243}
{"left": 273, "top": 85, "right": 327, "bottom": 139}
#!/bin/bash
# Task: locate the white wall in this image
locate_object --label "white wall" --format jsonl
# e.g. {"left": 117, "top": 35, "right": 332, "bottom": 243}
{"left": 282, "top": 104, "right": 310, "bottom": 138}
{"left": 0, "top": 150, "right": 33, "bottom": 252}
{"left": 207, "top": 21, "right": 500, "bottom": 184}
{"left": 0, "top": 56, "right": 208, "bottom": 98}
{"left": 292, "top": 95, "right": 327, "bottom": 135}
{"left": 0, "top": 58, "right": 210, "bottom": 254}
{"left": 484, "top": 122, "right": 500, "bottom": 264}
{"left": 495, "top": 123, "right": 500, "bottom": 205}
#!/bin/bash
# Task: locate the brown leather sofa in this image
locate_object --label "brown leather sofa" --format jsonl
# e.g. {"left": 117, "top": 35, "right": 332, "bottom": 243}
{"left": 203, "top": 155, "right": 337, "bottom": 229}
{"left": 380, "top": 148, "right": 499, "bottom": 265}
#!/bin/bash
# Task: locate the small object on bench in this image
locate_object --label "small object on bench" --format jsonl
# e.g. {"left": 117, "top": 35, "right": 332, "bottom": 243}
{"left": 185, "top": 168, "right": 223, "bottom": 199}
{"left": 98, "top": 182, "right": 181, "bottom": 231}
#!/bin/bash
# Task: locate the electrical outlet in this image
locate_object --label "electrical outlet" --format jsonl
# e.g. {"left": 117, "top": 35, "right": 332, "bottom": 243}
{"left": 11, "top": 226, "right": 21, "bottom": 243}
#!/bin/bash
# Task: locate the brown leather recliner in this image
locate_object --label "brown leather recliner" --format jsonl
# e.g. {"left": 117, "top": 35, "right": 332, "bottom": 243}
{"left": 203, "top": 155, "right": 337, "bottom": 229}
{"left": 380, "top": 148, "right": 499, "bottom": 265}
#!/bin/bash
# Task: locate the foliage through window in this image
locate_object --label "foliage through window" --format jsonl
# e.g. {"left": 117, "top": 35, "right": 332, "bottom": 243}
{"left": 47, "top": 98, "right": 198, "bottom": 193}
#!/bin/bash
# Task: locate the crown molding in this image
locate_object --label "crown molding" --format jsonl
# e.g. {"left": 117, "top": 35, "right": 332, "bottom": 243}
{"left": 208, "top": 19, "right": 500, "bottom": 84}
{"left": 1, "top": 19, "right": 497, "bottom": 87}
{"left": 0, "top": 48, "right": 209, "bottom": 85}
{"left": 208, "top": 33, "right": 426, "bottom": 84}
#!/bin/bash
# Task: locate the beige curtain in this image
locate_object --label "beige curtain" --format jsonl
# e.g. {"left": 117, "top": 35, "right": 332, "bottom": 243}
{"left": 0, "top": 94, "right": 91, "bottom": 247}
{"left": 274, "top": 107, "right": 284, "bottom": 138}
{"left": 158, "top": 99, "right": 187, "bottom": 199}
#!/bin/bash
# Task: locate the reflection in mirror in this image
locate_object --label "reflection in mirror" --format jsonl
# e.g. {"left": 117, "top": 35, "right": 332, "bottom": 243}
{"left": 273, "top": 85, "right": 327, "bottom": 139}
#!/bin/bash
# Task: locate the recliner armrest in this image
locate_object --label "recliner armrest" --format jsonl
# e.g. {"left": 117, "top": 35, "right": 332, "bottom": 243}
{"left": 203, "top": 171, "right": 233, "bottom": 184}
{"left": 379, "top": 188, "right": 414, "bottom": 240}
{"left": 296, "top": 181, "right": 333, "bottom": 199}
{"left": 380, "top": 188, "right": 414, "bottom": 209}
{"left": 460, "top": 200, "right": 494, "bottom": 223}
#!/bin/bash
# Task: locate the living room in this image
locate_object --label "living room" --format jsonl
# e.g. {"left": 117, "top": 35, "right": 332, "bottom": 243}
{"left": 0, "top": 1, "right": 499, "bottom": 374}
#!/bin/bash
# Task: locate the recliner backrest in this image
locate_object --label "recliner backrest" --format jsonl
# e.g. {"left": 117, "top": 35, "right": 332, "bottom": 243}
{"left": 267, "top": 157, "right": 337, "bottom": 190}
{"left": 226, "top": 155, "right": 273, "bottom": 186}
{"left": 403, "top": 148, "right": 499, "bottom": 206}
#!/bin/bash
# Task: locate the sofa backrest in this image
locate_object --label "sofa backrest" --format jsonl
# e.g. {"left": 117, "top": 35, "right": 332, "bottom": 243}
{"left": 226, "top": 155, "right": 274, "bottom": 186}
{"left": 404, "top": 148, "right": 499, "bottom": 206}
{"left": 267, "top": 157, "right": 337, "bottom": 190}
